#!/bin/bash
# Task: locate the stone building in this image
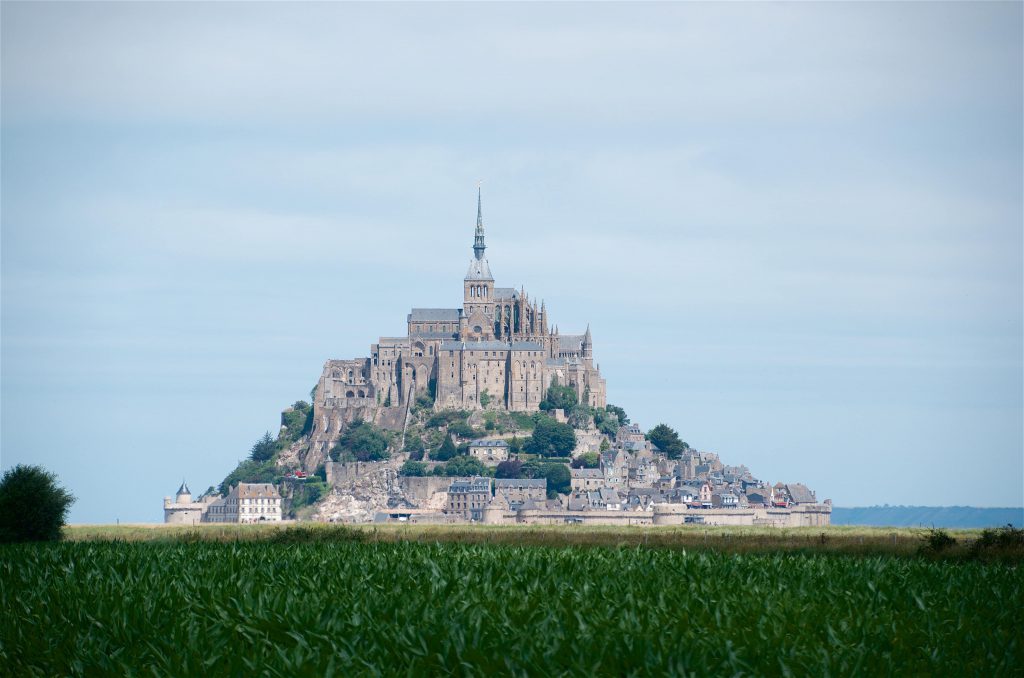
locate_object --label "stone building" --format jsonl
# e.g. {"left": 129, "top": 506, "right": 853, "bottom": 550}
{"left": 468, "top": 439, "right": 510, "bottom": 466}
{"left": 308, "top": 190, "right": 607, "bottom": 462}
{"left": 205, "top": 483, "right": 282, "bottom": 523}
{"left": 446, "top": 477, "right": 492, "bottom": 521}
{"left": 163, "top": 481, "right": 216, "bottom": 524}
{"left": 493, "top": 478, "right": 547, "bottom": 509}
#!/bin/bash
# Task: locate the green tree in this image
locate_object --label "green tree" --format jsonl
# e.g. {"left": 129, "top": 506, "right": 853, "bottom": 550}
{"left": 399, "top": 461, "right": 429, "bottom": 477}
{"left": 508, "top": 436, "right": 523, "bottom": 455}
{"left": 330, "top": 420, "right": 390, "bottom": 462}
{"left": 525, "top": 417, "right": 577, "bottom": 457}
{"left": 495, "top": 459, "right": 525, "bottom": 479}
{"left": 250, "top": 431, "right": 277, "bottom": 462}
{"left": 219, "top": 459, "right": 277, "bottom": 496}
{"left": 404, "top": 435, "right": 425, "bottom": 461}
{"left": 0, "top": 465, "right": 76, "bottom": 542}
{"left": 447, "top": 421, "right": 476, "bottom": 439}
{"left": 570, "top": 451, "right": 601, "bottom": 469}
{"left": 280, "top": 401, "right": 313, "bottom": 441}
{"left": 539, "top": 379, "right": 578, "bottom": 412}
{"left": 606, "top": 404, "right": 629, "bottom": 425}
{"left": 542, "top": 464, "right": 571, "bottom": 498}
{"left": 433, "top": 435, "right": 458, "bottom": 462}
{"left": 479, "top": 389, "right": 492, "bottom": 408}
{"left": 647, "top": 423, "right": 689, "bottom": 459}
{"left": 441, "top": 455, "right": 491, "bottom": 477}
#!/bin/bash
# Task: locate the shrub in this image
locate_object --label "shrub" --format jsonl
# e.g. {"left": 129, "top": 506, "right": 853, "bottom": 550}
{"left": 0, "top": 465, "right": 76, "bottom": 542}
{"left": 440, "top": 456, "right": 491, "bottom": 477}
{"left": 969, "top": 524, "right": 1024, "bottom": 559}
{"left": 330, "top": 420, "right": 391, "bottom": 462}
{"left": 920, "top": 528, "right": 957, "bottom": 554}
{"left": 571, "top": 452, "right": 601, "bottom": 469}
{"left": 280, "top": 402, "right": 313, "bottom": 441}
{"left": 400, "top": 461, "right": 429, "bottom": 477}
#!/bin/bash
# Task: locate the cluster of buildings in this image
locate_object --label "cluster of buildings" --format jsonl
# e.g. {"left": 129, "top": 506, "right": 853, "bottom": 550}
{"left": 426, "top": 422, "right": 830, "bottom": 527}
{"left": 305, "top": 190, "right": 606, "bottom": 468}
{"left": 163, "top": 481, "right": 282, "bottom": 524}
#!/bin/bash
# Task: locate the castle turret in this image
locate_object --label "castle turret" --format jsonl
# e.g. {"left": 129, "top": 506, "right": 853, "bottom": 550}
{"left": 175, "top": 480, "right": 192, "bottom": 504}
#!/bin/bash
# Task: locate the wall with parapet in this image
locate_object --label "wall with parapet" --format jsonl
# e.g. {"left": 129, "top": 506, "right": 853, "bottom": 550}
{"left": 651, "top": 503, "right": 832, "bottom": 527}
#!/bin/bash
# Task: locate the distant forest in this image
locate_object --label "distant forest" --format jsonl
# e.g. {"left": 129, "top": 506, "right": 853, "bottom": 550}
{"left": 833, "top": 506, "right": 1024, "bottom": 528}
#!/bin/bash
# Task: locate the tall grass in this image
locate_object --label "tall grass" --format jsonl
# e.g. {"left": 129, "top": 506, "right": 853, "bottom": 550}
{"left": 2, "top": 540, "right": 1021, "bottom": 675}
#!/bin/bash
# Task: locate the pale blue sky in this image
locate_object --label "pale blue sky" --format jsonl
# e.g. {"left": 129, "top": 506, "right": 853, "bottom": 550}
{"left": 2, "top": 2, "right": 1021, "bottom": 522}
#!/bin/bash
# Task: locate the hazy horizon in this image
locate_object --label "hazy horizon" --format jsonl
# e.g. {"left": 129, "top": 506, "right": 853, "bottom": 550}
{"left": 2, "top": 2, "right": 1021, "bottom": 522}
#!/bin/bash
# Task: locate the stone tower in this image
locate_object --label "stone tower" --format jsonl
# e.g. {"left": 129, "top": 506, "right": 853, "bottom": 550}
{"left": 462, "top": 187, "right": 495, "bottom": 340}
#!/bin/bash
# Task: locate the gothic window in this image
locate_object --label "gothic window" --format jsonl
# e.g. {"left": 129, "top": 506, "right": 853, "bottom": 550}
{"left": 348, "top": 370, "right": 353, "bottom": 383}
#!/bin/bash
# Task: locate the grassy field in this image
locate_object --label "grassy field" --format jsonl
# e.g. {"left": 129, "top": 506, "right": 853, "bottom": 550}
{"left": 2, "top": 532, "right": 1021, "bottom": 676}
{"left": 65, "top": 522, "right": 1019, "bottom": 560}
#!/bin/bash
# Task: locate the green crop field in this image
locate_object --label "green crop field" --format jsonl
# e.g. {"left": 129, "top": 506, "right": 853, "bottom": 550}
{"left": 2, "top": 530, "right": 1022, "bottom": 676}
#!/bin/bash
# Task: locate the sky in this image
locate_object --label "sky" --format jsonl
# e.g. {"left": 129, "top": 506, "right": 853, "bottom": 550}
{"left": 2, "top": 2, "right": 1021, "bottom": 523}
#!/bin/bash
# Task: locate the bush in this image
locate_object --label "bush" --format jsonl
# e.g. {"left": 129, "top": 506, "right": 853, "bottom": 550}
{"left": 280, "top": 402, "right": 313, "bottom": 441}
{"left": 525, "top": 417, "right": 577, "bottom": 457}
{"left": 605, "top": 404, "right": 629, "bottom": 425}
{"left": 920, "top": 528, "right": 957, "bottom": 554}
{"left": 330, "top": 420, "right": 390, "bottom": 462}
{"left": 404, "top": 436, "right": 425, "bottom": 461}
{"left": 0, "top": 465, "right": 76, "bottom": 542}
{"left": 426, "top": 410, "right": 470, "bottom": 429}
{"left": 400, "top": 461, "right": 429, "bottom": 477}
{"left": 289, "top": 481, "right": 327, "bottom": 512}
{"left": 571, "top": 452, "right": 601, "bottom": 469}
{"left": 969, "top": 524, "right": 1024, "bottom": 559}
{"left": 440, "top": 456, "right": 491, "bottom": 477}
{"left": 447, "top": 421, "right": 477, "bottom": 439}
{"left": 508, "top": 412, "right": 537, "bottom": 432}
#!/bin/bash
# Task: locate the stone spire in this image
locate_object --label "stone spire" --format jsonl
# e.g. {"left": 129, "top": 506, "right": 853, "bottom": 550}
{"left": 473, "top": 186, "right": 486, "bottom": 261}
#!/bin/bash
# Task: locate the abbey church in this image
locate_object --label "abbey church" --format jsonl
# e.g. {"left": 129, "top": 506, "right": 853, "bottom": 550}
{"left": 313, "top": 190, "right": 606, "bottom": 426}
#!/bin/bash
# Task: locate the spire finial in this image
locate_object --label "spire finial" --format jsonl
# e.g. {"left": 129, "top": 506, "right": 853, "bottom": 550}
{"left": 473, "top": 183, "right": 486, "bottom": 261}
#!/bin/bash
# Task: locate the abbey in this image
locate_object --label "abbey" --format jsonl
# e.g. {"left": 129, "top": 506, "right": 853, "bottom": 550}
{"left": 313, "top": 191, "right": 606, "bottom": 418}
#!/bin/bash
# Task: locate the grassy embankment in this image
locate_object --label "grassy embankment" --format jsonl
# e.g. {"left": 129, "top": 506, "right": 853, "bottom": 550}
{"left": 65, "top": 522, "right": 1021, "bottom": 561}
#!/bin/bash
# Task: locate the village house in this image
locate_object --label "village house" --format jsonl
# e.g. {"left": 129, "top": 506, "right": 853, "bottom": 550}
{"left": 446, "top": 477, "right": 492, "bottom": 521}
{"left": 467, "top": 439, "right": 510, "bottom": 466}
{"left": 494, "top": 478, "right": 546, "bottom": 509}
{"left": 205, "top": 483, "right": 282, "bottom": 523}
{"left": 570, "top": 468, "right": 604, "bottom": 493}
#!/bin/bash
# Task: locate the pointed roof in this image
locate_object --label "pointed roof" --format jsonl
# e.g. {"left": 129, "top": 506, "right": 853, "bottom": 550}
{"left": 176, "top": 480, "right": 190, "bottom": 496}
{"left": 466, "top": 187, "right": 494, "bottom": 280}
{"left": 583, "top": 324, "right": 592, "bottom": 345}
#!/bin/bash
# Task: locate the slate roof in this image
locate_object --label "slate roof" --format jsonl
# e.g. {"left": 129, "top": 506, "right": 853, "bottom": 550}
{"left": 570, "top": 468, "right": 602, "bottom": 479}
{"left": 234, "top": 483, "right": 280, "bottom": 499}
{"left": 439, "top": 340, "right": 512, "bottom": 352}
{"left": 409, "top": 308, "right": 460, "bottom": 322}
{"left": 510, "top": 341, "right": 544, "bottom": 351}
{"left": 410, "top": 331, "right": 459, "bottom": 340}
{"left": 465, "top": 257, "right": 494, "bottom": 281}
{"left": 557, "top": 334, "right": 585, "bottom": 351}
{"left": 449, "top": 477, "right": 492, "bottom": 493}
{"left": 469, "top": 439, "right": 510, "bottom": 449}
{"left": 493, "top": 287, "right": 518, "bottom": 300}
{"left": 494, "top": 478, "right": 546, "bottom": 489}
{"left": 176, "top": 481, "right": 190, "bottom": 495}
{"left": 785, "top": 483, "right": 817, "bottom": 504}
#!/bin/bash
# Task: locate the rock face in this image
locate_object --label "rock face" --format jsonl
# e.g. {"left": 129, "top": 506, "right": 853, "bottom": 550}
{"left": 313, "top": 457, "right": 405, "bottom": 523}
